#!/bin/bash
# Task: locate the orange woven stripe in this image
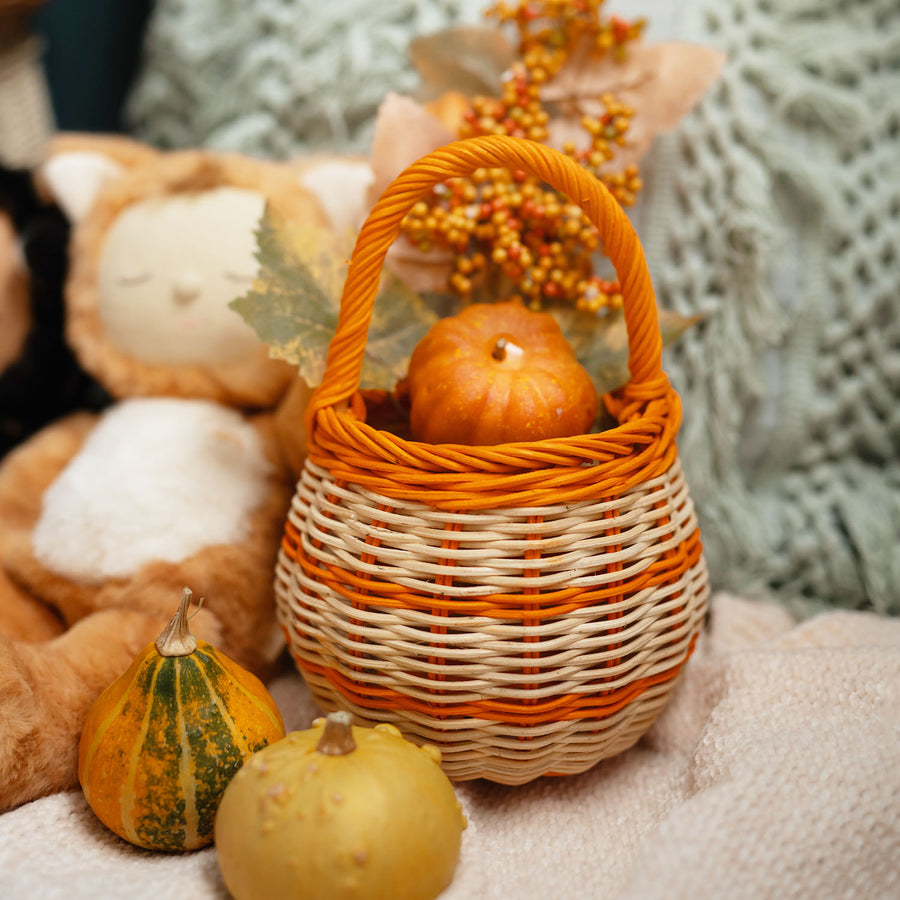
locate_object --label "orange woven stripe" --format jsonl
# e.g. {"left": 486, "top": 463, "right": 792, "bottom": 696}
{"left": 282, "top": 517, "right": 703, "bottom": 620}
{"left": 291, "top": 541, "right": 701, "bottom": 619}
{"left": 293, "top": 633, "right": 698, "bottom": 726}
{"left": 303, "top": 392, "right": 681, "bottom": 512}
{"left": 427, "top": 520, "right": 460, "bottom": 688}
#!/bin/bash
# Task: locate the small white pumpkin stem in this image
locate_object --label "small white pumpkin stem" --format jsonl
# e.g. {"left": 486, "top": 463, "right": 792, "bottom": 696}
{"left": 316, "top": 711, "right": 357, "bottom": 755}
{"left": 491, "top": 337, "right": 508, "bottom": 361}
{"left": 155, "top": 587, "right": 199, "bottom": 657}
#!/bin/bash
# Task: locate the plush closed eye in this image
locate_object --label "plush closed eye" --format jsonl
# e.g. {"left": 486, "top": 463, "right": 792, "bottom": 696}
{"left": 117, "top": 272, "right": 153, "bottom": 286}
{"left": 224, "top": 271, "right": 256, "bottom": 284}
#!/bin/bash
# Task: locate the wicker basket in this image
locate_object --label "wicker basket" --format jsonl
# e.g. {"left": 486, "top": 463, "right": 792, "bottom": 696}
{"left": 275, "top": 135, "right": 709, "bottom": 785}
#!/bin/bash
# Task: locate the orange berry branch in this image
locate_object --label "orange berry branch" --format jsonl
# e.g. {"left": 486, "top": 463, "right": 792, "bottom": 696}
{"left": 400, "top": 0, "right": 646, "bottom": 314}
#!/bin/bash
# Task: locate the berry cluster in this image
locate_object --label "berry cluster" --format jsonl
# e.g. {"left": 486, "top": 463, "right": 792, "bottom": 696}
{"left": 491, "top": 0, "right": 644, "bottom": 66}
{"left": 401, "top": 0, "right": 644, "bottom": 313}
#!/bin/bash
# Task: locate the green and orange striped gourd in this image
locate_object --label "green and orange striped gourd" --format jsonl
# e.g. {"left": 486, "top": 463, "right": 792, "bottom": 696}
{"left": 78, "top": 587, "right": 286, "bottom": 851}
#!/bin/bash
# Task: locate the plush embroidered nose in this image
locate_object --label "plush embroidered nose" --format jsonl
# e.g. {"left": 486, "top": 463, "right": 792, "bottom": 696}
{"left": 172, "top": 271, "right": 203, "bottom": 304}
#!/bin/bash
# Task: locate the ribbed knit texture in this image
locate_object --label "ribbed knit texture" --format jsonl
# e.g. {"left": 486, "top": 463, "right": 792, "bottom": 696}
{"left": 126, "top": 0, "right": 488, "bottom": 156}
{"left": 633, "top": 0, "right": 900, "bottom": 615}
{"left": 126, "top": 0, "right": 900, "bottom": 615}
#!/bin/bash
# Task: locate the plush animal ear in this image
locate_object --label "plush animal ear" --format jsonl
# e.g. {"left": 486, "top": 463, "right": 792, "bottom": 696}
{"left": 297, "top": 157, "right": 374, "bottom": 233}
{"left": 38, "top": 133, "right": 160, "bottom": 224}
{"left": 40, "top": 151, "right": 126, "bottom": 224}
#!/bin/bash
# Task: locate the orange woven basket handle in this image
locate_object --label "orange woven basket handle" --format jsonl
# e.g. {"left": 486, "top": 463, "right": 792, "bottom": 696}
{"left": 309, "top": 134, "right": 663, "bottom": 425}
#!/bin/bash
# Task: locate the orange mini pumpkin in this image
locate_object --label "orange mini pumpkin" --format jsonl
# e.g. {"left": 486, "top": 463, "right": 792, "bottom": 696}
{"left": 406, "top": 300, "right": 598, "bottom": 445}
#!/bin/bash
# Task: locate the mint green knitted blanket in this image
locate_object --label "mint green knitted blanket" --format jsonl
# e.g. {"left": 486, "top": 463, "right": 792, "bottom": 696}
{"left": 126, "top": 0, "right": 900, "bottom": 615}
{"left": 632, "top": 0, "right": 900, "bottom": 615}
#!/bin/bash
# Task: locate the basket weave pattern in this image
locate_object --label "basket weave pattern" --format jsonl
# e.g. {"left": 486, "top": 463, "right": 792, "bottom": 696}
{"left": 275, "top": 135, "right": 709, "bottom": 784}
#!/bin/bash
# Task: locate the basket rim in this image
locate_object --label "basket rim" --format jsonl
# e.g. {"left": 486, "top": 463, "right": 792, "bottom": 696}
{"left": 303, "top": 387, "right": 682, "bottom": 510}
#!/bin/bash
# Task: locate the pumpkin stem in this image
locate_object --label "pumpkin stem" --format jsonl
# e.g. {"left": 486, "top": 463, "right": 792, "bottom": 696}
{"left": 316, "top": 711, "right": 357, "bottom": 756}
{"left": 491, "top": 337, "right": 508, "bottom": 361}
{"left": 155, "top": 587, "right": 199, "bottom": 657}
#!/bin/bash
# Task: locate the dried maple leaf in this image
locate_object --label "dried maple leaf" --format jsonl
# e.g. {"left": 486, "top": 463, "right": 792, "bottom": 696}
{"left": 551, "top": 306, "right": 705, "bottom": 396}
{"left": 229, "top": 205, "right": 437, "bottom": 389}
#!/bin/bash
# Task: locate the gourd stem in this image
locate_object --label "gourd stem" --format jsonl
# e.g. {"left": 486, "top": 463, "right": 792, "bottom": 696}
{"left": 316, "top": 711, "right": 357, "bottom": 755}
{"left": 155, "top": 587, "right": 199, "bottom": 657}
{"left": 491, "top": 338, "right": 508, "bottom": 362}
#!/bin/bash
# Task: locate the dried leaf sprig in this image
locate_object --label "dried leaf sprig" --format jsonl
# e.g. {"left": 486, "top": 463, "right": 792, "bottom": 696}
{"left": 400, "top": 0, "right": 644, "bottom": 314}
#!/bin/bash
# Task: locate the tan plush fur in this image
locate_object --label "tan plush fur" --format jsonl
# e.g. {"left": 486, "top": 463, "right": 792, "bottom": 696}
{"left": 0, "top": 139, "right": 325, "bottom": 811}
{"left": 0, "top": 414, "right": 92, "bottom": 641}
{"left": 273, "top": 374, "right": 316, "bottom": 477}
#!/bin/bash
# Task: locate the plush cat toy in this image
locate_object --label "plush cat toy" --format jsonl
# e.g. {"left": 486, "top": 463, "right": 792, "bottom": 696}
{"left": 0, "top": 136, "right": 330, "bottom": 811}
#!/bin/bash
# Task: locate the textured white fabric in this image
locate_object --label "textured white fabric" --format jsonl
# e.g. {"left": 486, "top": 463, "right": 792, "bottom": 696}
{"left": 32, "top": 398, "right": 271, "bottom": 581}
{"left": 1, "top": 593, "right": 897, "bottom": 899}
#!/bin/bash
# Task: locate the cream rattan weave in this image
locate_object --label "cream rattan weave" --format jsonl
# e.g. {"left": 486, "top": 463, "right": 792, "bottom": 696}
{"left": 276, "top": 455, "right": 707, "bottom": 782}
{"left": 275, "top": 135, "right": 710, "bottom": 784}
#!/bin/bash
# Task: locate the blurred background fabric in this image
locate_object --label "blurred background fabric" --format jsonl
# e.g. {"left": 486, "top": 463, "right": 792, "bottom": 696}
{"left": 125, "top": 0, "right": 489, "bottom": 156}
{"left": 32, "top": 0, "right": 154, "bottom": 133}
{"left": 12, "top": 0, "right": 900, "bottom": 616}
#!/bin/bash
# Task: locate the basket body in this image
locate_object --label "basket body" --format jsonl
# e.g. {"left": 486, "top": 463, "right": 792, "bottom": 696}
{"left": 275, "top": 136, "right": 709, "bottom": 784}
{"left": 276, "top": 457, "right": 707, "bottom": 783}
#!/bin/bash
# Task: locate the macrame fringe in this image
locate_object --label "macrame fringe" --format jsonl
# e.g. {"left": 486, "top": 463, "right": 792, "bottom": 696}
{"left": 645, "top": 0, "right": 900, "bottom": 613}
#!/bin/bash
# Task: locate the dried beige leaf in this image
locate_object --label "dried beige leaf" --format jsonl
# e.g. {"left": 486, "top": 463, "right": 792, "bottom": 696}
{"left": 543, "top": 39, "right": 727, "bottom": 169}
{"left": 369, "top": 93, "right": 457, "bottom": 291}
{"left": 370, "top": 92, "right": 456, "bottom": 201}
{"left": 409, "top": 25, "right": 516, "bottom": 100}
